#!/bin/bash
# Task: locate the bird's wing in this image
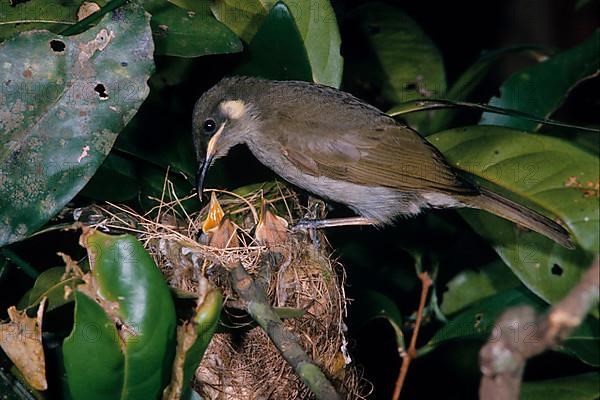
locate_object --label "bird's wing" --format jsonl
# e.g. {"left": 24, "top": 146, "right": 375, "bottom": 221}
{"left": 269, "top": 117, "right": 475, "bottom": 194}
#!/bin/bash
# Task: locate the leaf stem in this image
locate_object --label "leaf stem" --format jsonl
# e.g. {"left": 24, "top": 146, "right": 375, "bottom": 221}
{"left": 388, "top": 99, "right": 599, "bottom": 133}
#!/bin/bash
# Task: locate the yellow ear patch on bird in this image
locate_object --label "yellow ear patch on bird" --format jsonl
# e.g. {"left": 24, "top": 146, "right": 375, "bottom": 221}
{"left": 220, "top": 100, "right": 246, "bottom": 120}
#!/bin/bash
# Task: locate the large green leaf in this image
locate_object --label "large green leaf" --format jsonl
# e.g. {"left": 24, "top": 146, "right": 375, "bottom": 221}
{"left": 0, "top": 3, "right": 154, "bottom": 246}
{"left": 282, "top": 0, "right": 342, "bottom": 87}
{"left": 429, "top": 46, "right": 548, "bottom": 133}
{"left": 423, "top": 288, "right": 600, "bottom": 366}
{"left": 63, "top": 230, "right": 177, "bottom": 400}
{"left": 441, "top": 260, "right": 520, "bottom": 316}
{"left": 430, "top": 126, "right": 599, "bottom": 303}
{"left": 480, "top": 30, "right": 600, "bottom": 130}
{"left": 149, "top": 1, "right": 242, "bottom": 57}
{"left": 520, "top": 372, "right": 600, "bottom": 400}
{"left": 64, "top": 291, "right": 125, "bottom": 399}
{"left": 346, "top": 2, "right": 445, "bottom": 131}
{"left": 235, "top": 2, "right": 312, "bottom": 81}
{"left": 211, "top": 0, "right": 343, "bottom": 87}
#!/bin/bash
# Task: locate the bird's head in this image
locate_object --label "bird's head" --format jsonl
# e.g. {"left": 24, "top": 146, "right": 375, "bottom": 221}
{"left": 192, "top": 77, "right": 262, "bottom": 200}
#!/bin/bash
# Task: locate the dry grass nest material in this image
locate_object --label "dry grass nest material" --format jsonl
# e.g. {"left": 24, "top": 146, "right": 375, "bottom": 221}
{"left": 85, "top": 179, "right": 370, "bottom": 399}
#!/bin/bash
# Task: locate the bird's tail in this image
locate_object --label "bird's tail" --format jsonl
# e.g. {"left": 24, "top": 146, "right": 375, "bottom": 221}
{"left": 459, "top": 187, "right": 574, "bottom": 249}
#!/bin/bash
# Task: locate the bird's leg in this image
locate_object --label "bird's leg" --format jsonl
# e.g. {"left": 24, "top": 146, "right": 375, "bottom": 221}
{"left": 293, "top": 216, "right": 375, "bottom": 230}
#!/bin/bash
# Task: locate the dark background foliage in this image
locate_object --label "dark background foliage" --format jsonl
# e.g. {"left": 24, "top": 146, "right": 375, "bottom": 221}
{"left": 0, "top": 0, "right": 598, "bottom": 399}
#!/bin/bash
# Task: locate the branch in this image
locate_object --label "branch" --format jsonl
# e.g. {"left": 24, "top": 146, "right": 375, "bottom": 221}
{"left": 479, "top": 257, "right": 600, "bottom": 400}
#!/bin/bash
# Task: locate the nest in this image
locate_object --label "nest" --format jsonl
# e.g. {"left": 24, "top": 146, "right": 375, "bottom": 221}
{"left": 81, "top": 179, "right": 370, "bottom": 399}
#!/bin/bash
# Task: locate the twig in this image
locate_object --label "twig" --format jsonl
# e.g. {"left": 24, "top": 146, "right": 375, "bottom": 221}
{"left": 479, "top": 257, "right": 600, "bottom": 400}
{"left": 392, "top": 272, "right": 433, "bottom": 400}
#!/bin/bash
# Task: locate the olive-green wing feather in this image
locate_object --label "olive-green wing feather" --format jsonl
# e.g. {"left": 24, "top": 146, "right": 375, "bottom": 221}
{"left": 266, "top": 117, "right": 475, "bottom": 195}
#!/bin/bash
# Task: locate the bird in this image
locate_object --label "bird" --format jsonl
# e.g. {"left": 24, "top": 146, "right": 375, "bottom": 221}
{"left": 192, "top": 76, "right": 573, "bottom": 248}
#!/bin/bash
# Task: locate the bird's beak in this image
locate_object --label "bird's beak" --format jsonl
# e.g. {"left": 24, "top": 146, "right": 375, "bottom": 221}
{"left": 196, "top": 122, "right": 226, "bottom": 201}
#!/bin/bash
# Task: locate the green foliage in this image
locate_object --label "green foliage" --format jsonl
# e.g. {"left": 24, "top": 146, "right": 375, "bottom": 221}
{"left": 0, "top": 1, "right": 598, "bottom": 398}
{"left": 425, "top": 287, "right": 600, "bottom": 367}
{"left": 64, "top": 231, "right": 177, "bottom": 399}
{"left": 431, "top": 126, "right": 599, "bottom": 303}
{"left": 480, "top": 30, "right": 600, "bottom": 130}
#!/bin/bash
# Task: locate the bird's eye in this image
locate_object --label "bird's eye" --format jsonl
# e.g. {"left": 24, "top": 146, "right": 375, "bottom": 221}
{"left": 203, "top": 119, "right": 217, "bottom": 134}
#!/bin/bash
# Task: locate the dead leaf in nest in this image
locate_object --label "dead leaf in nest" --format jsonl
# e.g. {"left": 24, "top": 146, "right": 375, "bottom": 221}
{"left": 0, "top": 298, "right": 48, "bottom": 390}
{"left": 202, "top": 192, "right": 225, "bottom": 233}
{"left": 255, "top": 199, "right": 289, "bottom": 247}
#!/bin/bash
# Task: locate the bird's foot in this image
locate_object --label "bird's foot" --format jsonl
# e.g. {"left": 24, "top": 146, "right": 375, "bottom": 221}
{"left": 292, "top": 217, "right": 374, "bottom": 231}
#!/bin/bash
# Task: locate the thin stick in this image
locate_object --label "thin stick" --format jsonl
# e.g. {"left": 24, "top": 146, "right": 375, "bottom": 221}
{"left": 392, "top": 272, "right": 433, "bottom": 400}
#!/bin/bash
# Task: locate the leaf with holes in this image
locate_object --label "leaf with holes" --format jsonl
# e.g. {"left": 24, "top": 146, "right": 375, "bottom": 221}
{"left": 0, "top": 2, "right": 154, "bottom": 246}
{"left": 430, "top": 126, "right": 599, "bottom": 303}
{"left": 480, "top": 30, "right": 600, "bottom": 130}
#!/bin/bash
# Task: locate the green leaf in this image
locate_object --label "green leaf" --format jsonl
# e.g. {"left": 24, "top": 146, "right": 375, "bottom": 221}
{"left": 480, "top": 30, "right": 600, "bottom": 130}
{"left": 0, "top": 2, "right": 154, "bottom": 247}
{"left": 423, "top": 288, "right": 599, "bottom": 366}
{"left": 150, "top": 1, "right": 242, "bottom": 57}
{"left": 441, "top": 260, "right": 520, "bottom": 315}
{"left": 63, "top": 292, "right": 125, "bottom": 400}
{"left": 282, "top": 0, "right": 343, "bottom": 87}
{"left": 178, "top": 289, "right": 222, "bottom": 397}
{"left": 63, "top": 230, "right": 177, "bottom": 400}
{"left": 210, "top": 0, "right": 277, "bottom": 43}
{"left": 18, "top": 266, "right": 80, "bottom": 312}
{"left": 430, "top": 126, "right": 599, "bottom": 303}
{"left": 347, "top": 2, "right": 445, "bottom": 131}
{"left": 235, "top": 2, "right": 312, "bottom": 82}
{"left": 429, "top": 46, "right": 548, "bottom": 133}
{"left": 352, "top": 290, "right": 405, "bottom": 351}
{"left": 521, "top": 372, "right": 600, "bottom": 400}
{"left": 0, "top": 0, "right": 108, "bottom": 42}
{"left": 212, "top": 0, "right": 343, "bottom": 87}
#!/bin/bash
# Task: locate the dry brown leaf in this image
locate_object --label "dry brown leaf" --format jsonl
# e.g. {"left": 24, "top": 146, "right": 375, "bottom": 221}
{"left": 0, "top": 298, "right": 48, "bottom": 390}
